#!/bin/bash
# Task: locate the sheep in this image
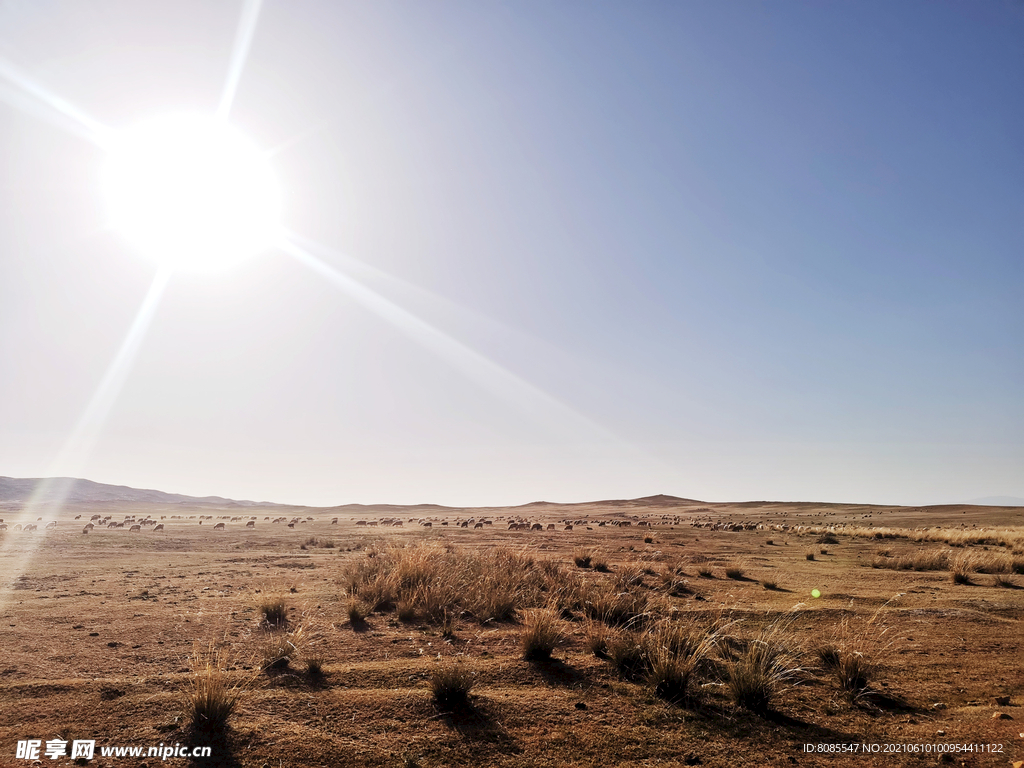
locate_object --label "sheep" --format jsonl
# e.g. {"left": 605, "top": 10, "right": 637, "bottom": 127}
{"left": 214, "top": 522, "right": 226, "bottom": 530}
{"left": 129, "top": 525, "right": 141, "bottom": 532}
{"left": 331, "top": 518, "right": 338, "bottom": 524}
{"left": 474, "top": 522, "right": 484, "bottom": 529}
{"left": 153, "top": 524, "right": 164, "bottom": 531}
{"left": 246, "top": 520, "right": 255, "bottom": 528}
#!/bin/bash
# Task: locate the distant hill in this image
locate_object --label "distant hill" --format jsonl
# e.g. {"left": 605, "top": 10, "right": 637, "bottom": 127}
{"left": 963, "top": 496, "right": 1024, "bottom": 507}
{"left": 0, "top": 476, "right": 284, "bottom": 507}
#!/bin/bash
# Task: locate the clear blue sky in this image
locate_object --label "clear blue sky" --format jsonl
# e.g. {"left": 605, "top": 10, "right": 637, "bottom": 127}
{"left": 0, "top": 1, "right": 1021, "bottom": 505}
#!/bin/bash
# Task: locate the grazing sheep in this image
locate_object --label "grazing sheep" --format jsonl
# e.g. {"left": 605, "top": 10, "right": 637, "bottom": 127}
{"left": 474, "top": 522, "right": 484, "bottom": 529}
{"left": 356, "top": 520, "right": 367, "bottom": 526}
{"left": 129, "top": 524, "right": 141, "bottom": 532}
{"left": 546, "top": 523, "right": 555, "bottom": 531}
{"left": 331, "top": 518, "right": 338, "bottom": 524}
{"left": 287, "top": 522, "right": 294, "bottom": 528}
{"left": 82, "top": 526, "right": 89, "bottom": 534}
{"left": 564, "top": 524, "right": 573, "bottom": 531}
{"left": 422, "top": 521, "right": 432, "bottom": 527}
{"left": 214, "top": 522, "right": 226, "bottom": 530}
{"left": 531, "top": 523, "right": 543, "bottom": 531}
{"left": 45, "top": 521, "right": 57, "bottom": 528}
{"left": 246, "top": 520, "right": 255, "bottom": 528}
{"left": 153, "top": 524, "right": 164, "bottom": 531}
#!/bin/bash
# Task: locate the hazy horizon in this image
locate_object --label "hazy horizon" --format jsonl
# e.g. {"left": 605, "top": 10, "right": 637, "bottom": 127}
{"left": 2, "top": 2, "right": 1022, "bottom": 508}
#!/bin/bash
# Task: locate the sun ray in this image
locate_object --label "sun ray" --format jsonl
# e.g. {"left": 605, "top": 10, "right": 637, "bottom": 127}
{"left": 0, "top": 55, "right": 110, "bottom": 146}
{"left": 0, "top": 269, "right": 170, "bottom": 607}
{"left": 216, "top": 0, "right": 264, "bottom": 122}
{"left": 28, "top": 268, "right": 171, "bottom": 517}
{"left": 279, "top": 236, "right": 616, "bottom": 443}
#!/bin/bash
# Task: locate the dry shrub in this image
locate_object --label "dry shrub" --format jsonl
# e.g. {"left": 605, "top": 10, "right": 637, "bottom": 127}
{"left": 396, "top": 599, "right": 418, "bottom": 624}
{"left": 724, "top": 564, "right": 745, "bottom": 580}
{"left": 723, "top": 615, "right": 802, "bottom": 713}
{"left": 647, "top": 647, "right": 696, "bottom": 704}
{"left": 184, "top": 645, "right": 249, "bottom": 732}
{"left": 818, "top": 597, "right": 898, "bottom": 698}
{"left": 614, "top": 563, "right": 645, "bottom": 590}
{"left": 816, "top": 532, "right": 840, "bottom": 545}
{"left": 572, "top": 548, "right": 594, "bottom": 568}
{"left": 993, "top": 573, "right": 1016, "bottom": 588}
{"left": 347, "top": 598, "right": 369, "bottom": 624}
{"left": 257, "top": 595, "right": 288, "bottom": 626}
{"left": 761, "top": 579, "right": 779, "bottom": 590}
{"left": 607, "top": 632, "right": 649, "bottom": 680}
{"left": 805, "top": 552, "right": 815, "bottom": 561}
{"left": 585, "top": 585, "right": 649, "bottom": 629}
{"left": 341, "top": 543, "right": 558, "bottom": 627}
{"left": 430, "top": 659, "right": 474, "bottom": 709}
{"left": 520, "top": 609, "right": 564, "bottom": 661}
{"left": 584, "top": 620, "right": 610, "bottom": 659}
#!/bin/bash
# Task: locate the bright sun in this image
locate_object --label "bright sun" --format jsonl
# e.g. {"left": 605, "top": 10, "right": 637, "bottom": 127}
{"left": 102, "top": 114, "right": 282, "bottom": 272}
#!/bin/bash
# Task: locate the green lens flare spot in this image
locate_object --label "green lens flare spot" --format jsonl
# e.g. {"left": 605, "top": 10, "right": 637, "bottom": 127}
{"left": 811, "top": 589, "right": 821, "bottom": 599}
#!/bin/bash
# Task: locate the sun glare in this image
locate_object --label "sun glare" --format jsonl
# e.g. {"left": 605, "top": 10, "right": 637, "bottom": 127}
{"left": 102, "top": 114, "right": 281, "bottom": 272}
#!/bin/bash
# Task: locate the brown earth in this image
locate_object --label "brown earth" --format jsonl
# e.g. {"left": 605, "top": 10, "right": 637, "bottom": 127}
{"left": 1, "top": 497, "right": 1022, "bottom": 767}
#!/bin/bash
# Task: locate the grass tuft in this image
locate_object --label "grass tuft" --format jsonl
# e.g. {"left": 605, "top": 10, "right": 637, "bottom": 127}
{"left": 520, "top": 609, "right": 564, "bottom": 661}
{"left": 430, "top": 659, "right": 474, "bottom": 709}
{"left": 184, "top": 646, "right": 247, "bottom": 733}
{"left": 258, "top": 596, "right": 287, "bottom": 627}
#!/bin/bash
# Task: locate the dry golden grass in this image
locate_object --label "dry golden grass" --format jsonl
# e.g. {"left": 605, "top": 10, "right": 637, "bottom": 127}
{"left": 4, "top": 498, "right": 1022, "bottom": 767}
{"left": 183, "top": 645, "right": 249, "bottom": 732}
{"left": 520, "top": 608, "right": 564, "bottom": 661}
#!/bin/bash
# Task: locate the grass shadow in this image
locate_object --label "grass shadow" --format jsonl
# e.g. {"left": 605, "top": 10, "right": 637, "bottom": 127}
{"left": 434, "top": 698, "right": 522, "bottom": 754}
{"left": 853, "top": 688, "right": 918, "bottom": 713}
{"left": 184, "top": 726, "right": 243, "bottom": 768}
{"left": 527, "top": 658, "right": 592, "bottom": 688}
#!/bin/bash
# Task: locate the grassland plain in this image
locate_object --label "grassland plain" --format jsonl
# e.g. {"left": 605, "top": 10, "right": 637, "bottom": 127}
{"left": 1, "top": 498, "right": 1022, "bottom": 767}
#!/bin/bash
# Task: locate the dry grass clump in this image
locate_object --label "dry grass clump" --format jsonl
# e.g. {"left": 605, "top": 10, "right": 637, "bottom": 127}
{"left": 258, "top": 633, "right": 294, "bottom": 670}
{"left": 520, "top": 609, "right": 564, "bottom": 661}
{"left": 872, "top": 547, "right": 951, "bottom": 572}
{"left": 722, "top": 616, "right": 802, "bottom": 714}
{"left": 607, "top": 632, "right": 649, "bottom": 680}
{"left": 396, "top": 599, "right": 418, "bottom": 624}
{"left": 347, "top": 598, "right": 369, "bottom": 625}
{"left": 816, "top": 532, "right": 840, "bottom": 545}
{"left": 184, "top": 645, "right": 249, "bottom": 732}
{"left": 761, "top": 578, "right": 779, "bottom": 590}
{"left": 572, "top": 547, "right": 594, "bottom": 568}
{"left": 816, "top": 598, "right": 898, "bottom": 698}
{"left": 301, "top": 536, "right": 336, "bottom": 549}
{"left": 584, "top": 620, "right": 610, "bottom": 659}
{"left": 256, "top": 595, "right": 288, "bottom": 626}
{"left": 647, "top": 647, "right": 697, "bottom": 704}
{"left": 697, "top": 565, "right": 714, "bottom": 578}
{"left": 341, "top": 543, "right": 561, "bottom": 627}
{"left": 992, "top": 573, "right": 1017, "bottom": 588}
{"left": 724, "top": 564, "right": 745, "bottom": 580}
{"left": 949, "top": 551, "right": 977, "bottom": 584}
{"left": 430, "top": 659, "right": 474, "bottom": 709}
{"left": 585, "top": 585, "right": 649, "bottom": 628}
{"left": 806, "top": 551, "right": 815, "bottom": 561}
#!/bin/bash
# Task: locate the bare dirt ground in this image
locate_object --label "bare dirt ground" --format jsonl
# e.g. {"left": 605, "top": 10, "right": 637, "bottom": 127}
{"left": 1, "top": 497, "right": 1022, "bottom": 767}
